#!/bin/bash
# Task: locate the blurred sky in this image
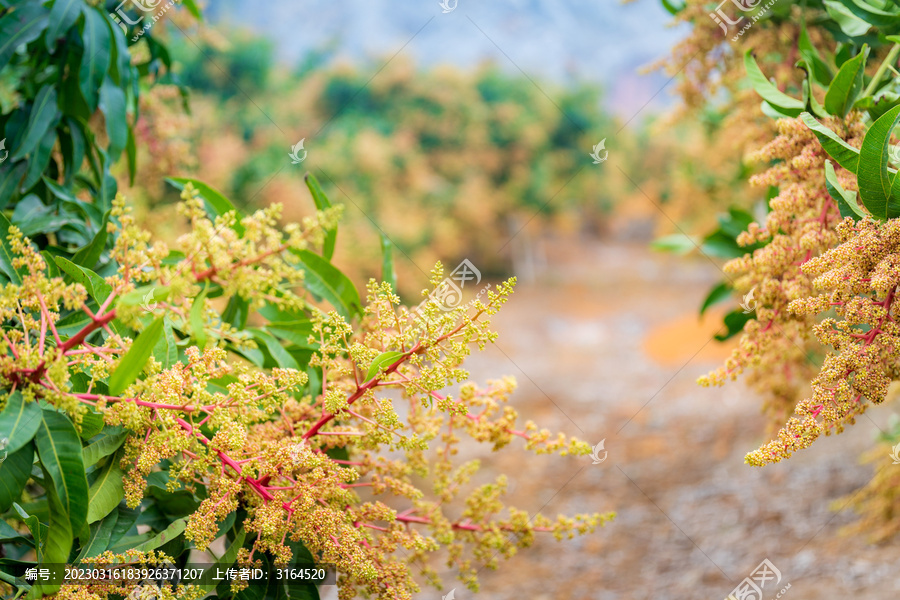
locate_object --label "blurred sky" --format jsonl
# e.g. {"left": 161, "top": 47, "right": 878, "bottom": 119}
{"left": 206, "top": 0, "right": 688, "bottom": 118}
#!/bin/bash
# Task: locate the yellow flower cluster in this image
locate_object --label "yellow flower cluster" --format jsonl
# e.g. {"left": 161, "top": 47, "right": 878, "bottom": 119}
{"left": 747, "top": 217, "right": 900, "bottom": 464}
{"left": 0, "top": 185, "right": 610, "bottom": 599}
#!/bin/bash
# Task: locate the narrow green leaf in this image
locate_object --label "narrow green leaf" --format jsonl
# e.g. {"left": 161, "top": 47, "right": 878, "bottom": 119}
{"left": 290, "top": 249, "right": 362, "bottom": 321}
{"left": 835, "top": 0, "right": 900, "bottom": 27}
{"left": 700, "top": 282, "right": 732, "bottom": 316}
{"left": 166, "top": 177, "right": 245, "bottom": 236}
{"left": 21, "top": 127, "right": 58, "bottom": 190}
{"left": 197, "top": 527, "right": 246, "bottom": 594}
{"left": 11, "top": 86, "right": 59, "bottom": 161}
{"left": 0, "top": 212, "right": 24, "bottom": 284}
{"left": 823, "top": 0, "right": 872, "bottom": 36}
{"left": 650, "top": 233, "right": 697, "bottom": 255}
{"left": 126, "top": 124, "right": 137, "bottom": 186}
{"left": 46, "top": 0, "right": 84, "bottom": 51}
{"left": 251, "top": 329, "right": 299, "bottom": 370}
{"left": 35, "top": 410, "right": 89, "bottom": 536}
{"left": 380, "top": 233, "right": 397, "bottom": 293}
{"left": 99, "top": 77, "right": 127, "bottom": 157}
{"left": 0, "top": 443, "right": 33, "bottom": 512}
{"left": 106, "top": 503, "right": 139, "bottom": 549}
{"left": 800, "top": 112, "right": 860, "bottom": 172}
{"left": 365, "top": 351, "right": 405, "bottom": 382}
{"left": 799, "top": 20, "right": 833, "bottom": 88}
{"left": 0, "top": 161, "right": 27, "bottom": 208}
{"left": 133, "top": 517, "right": 188, "bottom": 552}
{"left": 13, "top": 503, "right": 45, "bottom": 562}
{"left": 77, "top": 509, "right": 119, "bottom": 560}
{"left": 857, "top": 104, "right": 900, "bottom": 219}
{"left": 744, "top": 51, "right": 805, "bottom": 116}
{"left": 35, "top": 463, "right": 73, "bottom": 596}
{"left": 824, "top": 45, "right": 869, "bottom": 118}
{"left": 0, "top": 511, "right": 34, "bottom": 546}
{"left": 0, "top": 391, "right": 42, "bottom": 454}
{"left": 190, "top": 283, "right": 209, "bottom": 350}
{"left": 78, "top": 6, "right": 111, "bottom": 112}
{"left": 0, "top": 2, "right": 49, "bottom": 70}
{"left": 71, "top": 210, "right": 110, "bottom": 269}
{"left": 181, "top": 0, "right": 203, "bottom": 19}
{"left": 304, "top": 174, "right": 336, "bottom": 260}
{"left": 715, "top": 309, "right": 755, "bottom": 342}
{"left": 825, "top": 160, "right": 868, "bottom": 221}
{"left": 53, "top": 255, "right": 112, "bottom": 304}
{"left": 152, "top": 317, "right": 178, "bottom": 369}
{"left": 86, "top": 459, "right": 125, "bottom": 523}
{"left": 108, "top": 317, "right": 165, "bottom": 395}
{"left": 82, "top": 426, "right": 126, "bottom": 468}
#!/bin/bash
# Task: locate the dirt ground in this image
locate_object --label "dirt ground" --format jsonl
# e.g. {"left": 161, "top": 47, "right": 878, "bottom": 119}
{"left": 424, "top": 237, "right": 900, "bottom": 600}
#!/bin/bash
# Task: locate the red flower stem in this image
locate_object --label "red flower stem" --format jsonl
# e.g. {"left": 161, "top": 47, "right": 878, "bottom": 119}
{"left": 175, "top": 417, "right": 293, "bottom": 512}
{"left": 301, "top": 344, "right": 421, "bottom": 440}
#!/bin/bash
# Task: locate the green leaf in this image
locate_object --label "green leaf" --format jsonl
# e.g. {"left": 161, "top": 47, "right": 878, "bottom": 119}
{"left": 0, "top": 161, "right": 27, "bottom": 208}
{"left": 744, "top": 51, "right": 805, "bottom": 117}
{"left": 799, "top": 20, "right": 833, "bottom": 88}
{"left": 22, "top": 127, "right": 58, "bottom": 190}
{"left": 824, "top": 160, "right": 868, "bottom": 221}
{"left": 152, "top": 317, "right": 179, "bottom": 369}
{"left": 650, "top": 233, "right": 697, "bottom": 254}
{"left": 197, "top": 526, "right": 247, "bottom": 594}
{"left": 108, "top": 317, "right": 165, "bottom": 395}
{"left": 835, "top": 0, "right": 900, "bottom": 27}
{"left": 267, "top": 320, "right": 317, "bottom": 349}
{"left": 82, "top": 426, "right": 126, "bottom": 468}
{"left": 181, "top": 0, "right": 203, "bottom": 19}
{"left": 0, "top": 2, "right": 49, "bottom": 71}
{"left": 251, "top": 329, "right": 299, "bottom": 370}
{"left": 365, "top": 351, "right": 405, "bottom": 382}
{"left": 0, "top": 212, "right": 24, "bottom": 284}
{"left": 99, "top": 77, "right": 127, "bottom": 157}
{"left": 36, "top": 463, "right": 73, "bottom": 595}
{"left": 133, "top": 517, "right": 188, "bottom": 552}
{"left": 222, "top": 295, "right": 250, "bottom": 329}
{"left": 0, "top": 443, "right": 33, "bottom": 513}
{"left": 0, "top": 391, "right": 42, "bottom": 454}
{"left": 71, "top": 210, "right": 110, "bottom": 269}
{"left": 126, "top": 124, "right": 137, "bottom": 186}
{"left": 78, "top": 6, "right": 111, "bottom": 112}
{"left": 166, "top": 177, "right": 246, "bottom": 236}
{"left": 11, "top": 85, "right": 59, "bottom": 161}
{"left": 53, "top": 256, "right": 112, "bottom": 304}
{"left": 800, "top": 112, "right": 860, "bottom": 172}
{"left": 35, "top": 410, "right": 89, "bottom": 537}
{"left": 715, "top": 310, "right": 755, "bottom": 342}
{"left": 13, "top": 503, "right": 45, "bottom": 562}
{"left": 0, "top": 510, "right": 34, "bottom": 546}
{"left": 116, "top": 284, "right": 170, "bottom": 308}
{"left": 857, "top": 104, "right": 900, "bottom": 219}
{"left": 86, "top": 458, "right": 125, "bottom": 524}
{"left": 699, "top": 282, "right": 732, "bottom": 316}
{"left": 824, "top": 45, "right": 869, "bottom": 118}
{"left": 77, "top": 509, "right": 119, "bottom": 560}
{"left": 304, "top": 174, "right": 336, "bottom": 260}
{"left": 380, "top": 233, "right": 397, "bottom": 293}
{"left": 78, "top": 409, "right": 105, "bottom": 440}
{"left": 106, "top": 503, "right": 139, "bottom": 550}
{"left": 190, "top": 283, "right": 209, "bottom": 350}
{"left": 291, "top": 249, "right": 362, "bottom": 321}
{"left": 823, "top": 0, "right": 872, "bottom": 36}
{"left": 46, "top": 0, "right": 84, "bottom": 51}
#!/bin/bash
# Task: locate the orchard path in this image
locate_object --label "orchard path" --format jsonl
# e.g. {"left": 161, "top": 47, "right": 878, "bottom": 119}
{"left": 454, "top": 238, "right": 900, "bottom": 600}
